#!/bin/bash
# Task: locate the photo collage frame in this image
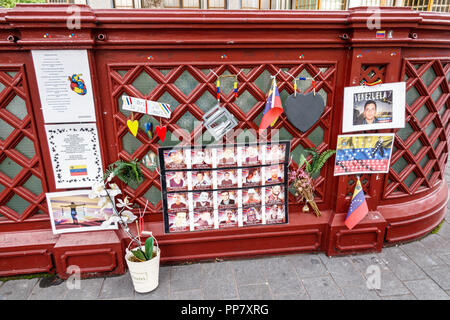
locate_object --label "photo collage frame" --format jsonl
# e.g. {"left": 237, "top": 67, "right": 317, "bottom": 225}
{"left": 159, "top": 141, "right": 290, "bottom": 233}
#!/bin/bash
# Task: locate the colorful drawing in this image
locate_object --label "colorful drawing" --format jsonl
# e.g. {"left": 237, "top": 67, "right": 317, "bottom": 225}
{"left": 68, "top": 73, "right": 87, "bottom": 95}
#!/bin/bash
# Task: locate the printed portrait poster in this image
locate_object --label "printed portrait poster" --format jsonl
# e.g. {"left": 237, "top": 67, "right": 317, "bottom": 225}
{"left": 265, "top": 204, "right": 285, "bottom": 225}
{"left": 265, "top": 144, "right": 286, "bottom": 164}
{"left": 217, "top": 169, "right": 238, "bottom": 189}
{"left": 193, "top": 210, "right": 215, "bottom": 231}
{"left": 342, "top": 82, "right": 406, "bottom": 133}
{"left": 45, "top": 123, "right": 103, "bottom": 189}
{"left": 165, "top": 171, "right": 188, "bottom": 192}
{"left": 218, "top": 208, "right": 238, "bottom": 229}
{"left": 168, "top": 210, "right": 190, "bottom": 233}
{"left": 192, "top": 191, "right": 214, "bottom": 210}
{"left": 334, "top": 133, "right": 395, "bottom": 176}
{"left": 191, "top": 148, "right": 212, "bottom": 169}
{"left": 46, "top": 190, "right": 117, "bottom": 235}
{"left": 217, "top": 190, "right": 237, "bottom": 209}
{"left": 163, "top": 148, "right": 187, "bottom": 170}
{"left": 167, "top": 193, "right": 188, "bottom": 212}
{"left": 242, "top": 206, "right": 263, "bottom": 226}
{"left": 32, "top": 50, "right": 96, "bottom": 123}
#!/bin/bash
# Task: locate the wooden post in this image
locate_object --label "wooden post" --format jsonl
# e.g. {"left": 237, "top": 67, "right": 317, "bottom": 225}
{"left": 427, "top": 0, "right": 434, "bottom": 11}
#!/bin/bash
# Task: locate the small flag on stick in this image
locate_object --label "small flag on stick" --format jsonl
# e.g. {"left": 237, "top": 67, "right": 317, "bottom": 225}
{"left": 259, "top": 79, "right": 283, "bottom": 134}
{"left": 345, "top": 177, "right": 369, "bottom": 230}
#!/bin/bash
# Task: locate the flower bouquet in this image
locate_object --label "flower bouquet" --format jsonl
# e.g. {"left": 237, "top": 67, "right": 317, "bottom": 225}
{"left": 289, "top": 148, "right": 336, "bottom": 217}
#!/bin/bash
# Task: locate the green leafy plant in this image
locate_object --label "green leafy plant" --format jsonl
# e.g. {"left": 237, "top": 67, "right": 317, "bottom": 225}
{"left": 131, "top": 237, "right": 154, "bottom": 261}
{"left": 105, "top": 159, "right": 144, "bottom": 185}
{"left": 299, "top": 148, "right": 336, "bottom": 175}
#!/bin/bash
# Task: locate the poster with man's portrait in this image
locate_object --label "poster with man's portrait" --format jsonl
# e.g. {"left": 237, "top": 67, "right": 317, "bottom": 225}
{"left": 167, "top": 192, "right": 188, "bottom": 212}
{"left": 168, "top": 210, "right": 190, "bottom": 233}
{"left": 342, "top": 82, "right": 405, "bottom": 133}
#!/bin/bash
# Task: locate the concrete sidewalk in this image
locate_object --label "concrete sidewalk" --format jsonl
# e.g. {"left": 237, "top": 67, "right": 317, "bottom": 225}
{"left": 1, "top": 170, "right": 450, "bottom": 300}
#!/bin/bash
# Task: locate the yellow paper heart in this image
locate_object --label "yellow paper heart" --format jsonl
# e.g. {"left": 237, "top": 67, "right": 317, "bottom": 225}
{"left": 127, "top": 119, "right": 139, "bottom": 137}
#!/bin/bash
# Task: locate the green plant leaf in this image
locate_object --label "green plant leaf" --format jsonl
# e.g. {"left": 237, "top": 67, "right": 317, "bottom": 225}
{"left": 145, "top": 237, "right": 154, "bottom": 260}
{"left": 311, "top": 150, "right": 336, "bottom": 174}
{"left": 131, "top": 248, "right": 147, "bottom": 261}
{"left": 299, "top": 154, "right": 311, "bottom": 172}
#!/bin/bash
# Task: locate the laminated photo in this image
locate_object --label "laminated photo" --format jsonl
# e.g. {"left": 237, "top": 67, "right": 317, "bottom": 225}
{"left": 242, "top": 188, "right": 262, "bottom": 207}
{"left": 164, "top": 149, "right": 187, "bottom": 170}
{"left": 217, "top": 190, "right": 237, "bottom": 209}
{"left": 265, "top": 164, "right": 284, "bottom": 184}
{"left": 242, "top": 167, "right": 261, "bottom": 188}
{"left": 216, "top": 146, "right": 236, "bottom": 167}
{"left": 217, "top": 169, "right": 237, "bottom": 188}
{"left": 265, "top": 185, "right": 284, "bottom": 205}
{"left": 342, "top": 82, "right": 405, "bottom": 133}
{"left": 191, "top": 148, "right": 212, "bottom": 169}
{"left": 191, "top": 170, "right": 212, "bottom": 190}
{"left": 334, "top": 133, "right": 395, "bottom": 176}
{"left": 167, "top": 193, "right": 188, "bottom": 212}
{"left": 218, "top": 208, "right": 238, "bottom": 229}
{"left": 192, "top": 191, "right": 214, "bottom": 210}
{"left": 166, "top": 171, "right": 188, "bottom": 191}
{"left": 168, "top": 211, "right": 190, "bottom": 233}
{"left": 193, "top": 210, "right": 215, "bottom": 231}
{"left": 265, "top": 144, "right": 286, "bottom": 164}
{"left": 265, "top": 204, "right": 285, "bottom": 224}
{"left": 241, "top": 145, "right": 261, "bottom": 165}
{"left": 242, "top": 206, "right": 262, "bottom": 226}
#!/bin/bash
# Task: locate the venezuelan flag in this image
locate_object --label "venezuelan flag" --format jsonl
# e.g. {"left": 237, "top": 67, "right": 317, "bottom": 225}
{"left": 345, "top": 178, "right": 369, "bottom": 230}
{"left": 259, "top": 79, "right": 283, "bottom": 134}
{"left": 70, "top": 165, "right": 88, "bottom": 176}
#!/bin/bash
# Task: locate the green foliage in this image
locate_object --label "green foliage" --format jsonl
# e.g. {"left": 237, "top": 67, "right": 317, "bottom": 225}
{"left": 300, "top": 148, "right": 336, "bottom": 175}
{"left": 131, "top": 247, "right": 147, "bottom": 261}
{"left": 145, "top": 237, "right": 154, "bottom": 260}
{"left": 105, "top": 159, "right": 144, "bottom": 186}
{"left": 0, "top": 0, "right": 45, "bottom": 8}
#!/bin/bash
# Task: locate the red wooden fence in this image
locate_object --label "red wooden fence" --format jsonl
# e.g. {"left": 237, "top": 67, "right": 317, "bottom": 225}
{"left": 0, "top": 4, "right": 448, "bottom": 278}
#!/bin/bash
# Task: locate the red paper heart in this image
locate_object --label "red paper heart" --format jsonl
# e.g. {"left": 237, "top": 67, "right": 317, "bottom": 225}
{"left": 155, "top": 126, "right": 167, "bottom": 142}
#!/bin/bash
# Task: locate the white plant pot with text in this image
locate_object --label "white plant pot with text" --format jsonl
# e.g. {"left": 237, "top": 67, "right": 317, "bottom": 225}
{"left": 125, "top": 246, "right": 160, "bottom": 293}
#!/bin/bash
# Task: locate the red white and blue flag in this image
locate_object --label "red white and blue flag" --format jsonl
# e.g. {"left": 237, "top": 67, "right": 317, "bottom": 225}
{"left": 345, "top": 177, "right": 369, "bottom": 230}
{"left": 259, "top": 79, "right": 283, "bottom": 134}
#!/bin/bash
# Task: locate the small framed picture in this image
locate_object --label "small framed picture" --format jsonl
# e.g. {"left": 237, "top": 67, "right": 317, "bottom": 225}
{"left": 265, "top": 204, "right": 285, "bottom": 224}
{"left": 191, "top": 170, "right": 213, "bottom": 190}
{"left": 166, "top": 171, "right": 188, "bottom": 192}
{"left": 164, "top": 149, "right": 186, "bottom": 170}
{"left": 46, "top": 190, "right": 118, "bottom": 235}
{"left": 217, "top": 190, "right": 237, "bottom": 209}
{"left": 342, "top": 82, "right": 406, "bottom": 133}
{"left": 265, "top": 185, "right": 284, "bottom": 205}
{"left": 193, "top": 210, "right": 215, "bottom": 231}
{"left": 242, "top": 188, "right": 262, "bottom": 207}
{"left": 167, "top": 192, "right": 188, "bottom": 212}
{"left": 191, "top": 148, "right": 212, "bottom": 169}
{"left": 265, "top": 144, "right": 286, "bottom": 164}
{"left": 241, "top": 145, "right": 261, "bottom": 165}
{"left": 242, "top": 206, "right": 262, "bottom": 226}
{"left": 218, "top": 208, "right": 238, "bottom": 229}
{"left": 242, "top": 167, "right": 261, "bottom": 188}
{"left": 265, "top": 164, "right": 284, "bottom": 185}
{"left": 168, "top": 210, "right": 190, "bottom": 233}
{"left": 192, "top": 191, "right": 214, "bottom": 210}
{"left": 216, "top": 146, "right": 236, "bottom": 167}
{"left": 217, "top": 169, "right": 237, "bottom": 188}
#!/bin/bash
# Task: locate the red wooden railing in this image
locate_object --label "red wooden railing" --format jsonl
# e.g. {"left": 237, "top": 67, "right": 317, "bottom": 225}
{"left": 0, "top": 4, "right": 448, "bottom": 277}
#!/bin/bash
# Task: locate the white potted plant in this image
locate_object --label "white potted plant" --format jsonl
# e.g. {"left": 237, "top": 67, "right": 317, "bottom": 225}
{"left": 89, "top": 159, "right": 161, "bottom": 293}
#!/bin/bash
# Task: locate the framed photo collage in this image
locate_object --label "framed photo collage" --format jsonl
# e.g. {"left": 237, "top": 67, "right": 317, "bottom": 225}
{"left": 159, "top": 141, "right": 290, "bottom": 233}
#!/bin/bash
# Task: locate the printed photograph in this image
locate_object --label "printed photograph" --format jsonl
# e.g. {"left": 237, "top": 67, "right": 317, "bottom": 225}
{"left": 191, "top": 170, "right": 212, "bottom": 190}
{"left": 265, "top": 184, "right": 284, "bottom": 205}
{"left": 192, "top": 191, "right": 214, "bottom": 210}
{"left": 218, "top": 208, "right": 238, "bottom": 229}
{"left": 166, "top": 171, "right": 188, "bottom": 191}
{"left": 334, "top": 133, "right": 395, "bottom": 176}
{"left": 168, "top": 210, "right": 190, "bottom": 233}
{"left": 217, "top": 190, "right": 237, "bottom": 209}
{"left": 342, "top": 82, "right": 406, "bottom": 133}
{"left": 241, "top": 145, "right": 260, "bottom": 165}
{"left": 242, "top": 206, "right": 262, "bottom": 226}
{"left": 167, "top": 193, "right": 188, "bottom": 212}
{"left": 265, "top": 204, "right": 285, "bottom": 224}
{"left": 217, "top": 169, "right": 237, "bottom": 188}
{"left": 191, "top": 148, "right": 212, "bottom": 169}
{"left": 265, "top": 144, "right": 286, "bottom": 164}
{"left": 242, "top": 167, "right": 261, "bottom": 187}
{"left": 216, "top": 146, "right": 236, "bottom": 167}
{"left": 46, "top": 190, "right": 117, "bottom": 234}
{"left": 193, "top": 210, "right": 215, "bottom": 231}
{"left": 163, "top": 149, "right": 186, "bottom": 170}
{"left": 242, "top": 188, "right": 261, "bottom": 207}
{"left": 265, "top": 164, "right": 284, "bottom": 184}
